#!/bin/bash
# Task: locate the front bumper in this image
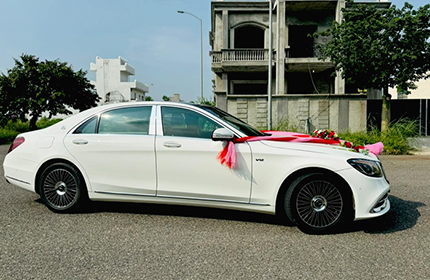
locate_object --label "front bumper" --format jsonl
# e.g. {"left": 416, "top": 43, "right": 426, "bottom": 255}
{"left": 337, "top": 168, "right": 390, "bottom": 221}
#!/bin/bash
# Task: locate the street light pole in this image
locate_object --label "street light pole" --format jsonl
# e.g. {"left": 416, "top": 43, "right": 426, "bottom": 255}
{"left": 267, "top": 0, "right": 273, "bottom": 130}
{"left": 178, "top": 10, "right": 203, "bottom": 100}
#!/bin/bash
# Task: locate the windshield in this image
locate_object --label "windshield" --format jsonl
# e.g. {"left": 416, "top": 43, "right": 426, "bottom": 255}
{"left": 193, "top": 105, "right": 264, "bottom": 137}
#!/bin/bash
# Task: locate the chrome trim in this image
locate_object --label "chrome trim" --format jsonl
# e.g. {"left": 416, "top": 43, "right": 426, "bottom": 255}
{"left": 380, "top": 162, "right": 390, "bottom": 184}
{"left": 95, "top": 191, "right": 271, "bottom": 206}
{"left": 5, "top": 176, "right": 30, "bottom": 185}
{"left": 95, "top": 191, "right": 155, "bottom": 197}
{"left": 371, "top": 192, "right": 389, "bottom": 213}
{"left": 158, "top": 194, "right": 270, "bottom": 206}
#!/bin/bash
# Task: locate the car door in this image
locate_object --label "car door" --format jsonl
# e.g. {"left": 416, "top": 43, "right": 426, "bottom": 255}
{"left": 63, "top": 105, "right": 157, "bottom": 196}
{"left": 155, "top": 105, "right": 253, "bottom": 203}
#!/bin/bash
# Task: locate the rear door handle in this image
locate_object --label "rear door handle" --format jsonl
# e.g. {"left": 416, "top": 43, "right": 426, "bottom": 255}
{"left": 163, "top": 142, "right": 181, "bottom": 148}
{"left": 72, "top": 139, "right": 89, "bottom": 145}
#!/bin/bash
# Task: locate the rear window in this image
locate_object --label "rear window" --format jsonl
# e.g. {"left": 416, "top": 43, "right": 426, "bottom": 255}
{"left": 99, "top": 107, "right": 152, "bottom": 135}
{"left": 73, "top": 106, "right": 152, "bottom": 135}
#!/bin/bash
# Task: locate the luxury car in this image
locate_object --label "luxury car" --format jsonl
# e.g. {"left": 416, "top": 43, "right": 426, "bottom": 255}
{"left": 3, "top": 102, "right": 390, "bottom": 233}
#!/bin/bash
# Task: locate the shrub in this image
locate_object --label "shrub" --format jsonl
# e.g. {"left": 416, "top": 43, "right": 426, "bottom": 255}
{"left": 272, "top": 118, "right": 300, "bottom": 132}
{"left": 36, "top": 117, "right": 63, "bottom": 129}
{"left": 0, "top": 129, "right": 20, "bottom": 145}
{"left": 3, "top": 120, "right": 30, "bottom": 133}
{"left": 339, "top": 119, "right": 419, "bottom": 155}
{"left": 258, "top": 118, "right": 301, "bottom": 132}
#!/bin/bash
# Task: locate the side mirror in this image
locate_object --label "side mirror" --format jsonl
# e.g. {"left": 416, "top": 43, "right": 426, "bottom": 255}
{"left": 212, "top": 128, "right": 234, "bottom": 141}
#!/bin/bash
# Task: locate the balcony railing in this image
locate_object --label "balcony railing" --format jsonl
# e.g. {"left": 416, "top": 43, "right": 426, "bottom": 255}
{"left": 211, "top": 48, "right": 325, "bottom": 63}
{"left": 211, "top": 49, "right": 269, "bottom": 63}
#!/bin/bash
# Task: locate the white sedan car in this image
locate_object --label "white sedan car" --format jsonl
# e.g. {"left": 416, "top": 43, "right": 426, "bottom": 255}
{"left": 3, "top": 102, "right": 390, "bottom": 233}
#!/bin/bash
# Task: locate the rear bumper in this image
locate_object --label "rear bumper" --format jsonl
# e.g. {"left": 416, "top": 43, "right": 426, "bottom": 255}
{"left": 3, "top": 154, "right": 37, "bottom": 193}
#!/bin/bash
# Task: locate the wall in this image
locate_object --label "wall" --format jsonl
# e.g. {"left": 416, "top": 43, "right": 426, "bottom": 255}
{"left": 226, "top": 94, "right": 367, "bottom": 133}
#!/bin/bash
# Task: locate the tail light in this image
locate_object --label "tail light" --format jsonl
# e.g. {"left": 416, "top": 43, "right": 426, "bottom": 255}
{"left": 8, "top": 137, "right": 25, "bottom": 154}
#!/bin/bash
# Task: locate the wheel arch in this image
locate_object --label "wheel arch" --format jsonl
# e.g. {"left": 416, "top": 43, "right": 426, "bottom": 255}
{"left": 35, "top": 158, "right": 88, "bottom": 195}
{"left": 275, "top": 167, "right": 355, "bottom": 219}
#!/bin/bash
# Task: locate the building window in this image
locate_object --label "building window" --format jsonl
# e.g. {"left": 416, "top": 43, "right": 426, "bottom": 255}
{"left": 234, "top": 25, "right": 264, "bottom": 49}
{"left": 288, "top": 25, "right": 317, "bottom": 58}
{"left": 231, "top": 80, "right": 267, "bottom": 95}
{"left": 287, "top": 71, "right": 334, "bottom": 94}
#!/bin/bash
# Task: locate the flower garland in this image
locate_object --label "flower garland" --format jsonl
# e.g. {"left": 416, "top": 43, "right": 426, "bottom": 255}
{"left": 312, "top": 129, "right": 367, "bottom": 154}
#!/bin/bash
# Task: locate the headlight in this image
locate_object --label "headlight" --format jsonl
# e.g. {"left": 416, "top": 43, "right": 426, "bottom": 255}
{"left": 347, "top": 159, "right": 383, "bottom": 177}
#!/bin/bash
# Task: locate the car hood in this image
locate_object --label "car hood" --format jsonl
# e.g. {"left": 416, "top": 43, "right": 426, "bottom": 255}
{"left": 259, "top": 140, "right": 378, "bottom": 160}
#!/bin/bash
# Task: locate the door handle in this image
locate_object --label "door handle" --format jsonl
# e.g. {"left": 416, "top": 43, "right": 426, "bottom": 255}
{"left": 72, "top": 139, "right": 89, "bottom": 145}
{"left": 163, "top": 142, "right": 181, "bottom": 148}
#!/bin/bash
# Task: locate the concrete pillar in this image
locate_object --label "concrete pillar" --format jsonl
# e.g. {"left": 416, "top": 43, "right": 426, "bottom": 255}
{"left": 335, "top": 70, "right": 345, "bottom": 94}
{"left": 276, "top": 0, "right": 286, "bottom": 96}
{"left": 222, "top": 10, "right": 229, "bottom": 49}
{"left": 338, "top": 99, "right": 349, "bottom": 132}
{"left": 222, "top": 73, "right": 228, "bottom": 94}
{"left": 216, "top": 92, "right": 227, "bottom": 111}
{"left": 336, "top": 0, "right": 345, "bottom": 23}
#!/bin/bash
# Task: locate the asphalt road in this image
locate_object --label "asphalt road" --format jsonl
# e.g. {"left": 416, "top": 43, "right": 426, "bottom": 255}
{"left": 1, "top": 144, "right": 429, "bottom": 279}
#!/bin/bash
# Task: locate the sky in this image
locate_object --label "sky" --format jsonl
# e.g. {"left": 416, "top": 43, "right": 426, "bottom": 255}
{"left": 0, "top": 0, "right": 428, "bottom": 102}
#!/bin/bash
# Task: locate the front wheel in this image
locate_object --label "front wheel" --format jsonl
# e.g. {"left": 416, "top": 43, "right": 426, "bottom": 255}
{"left": 284, "top": 173, "right": 352, "bottom": 233}
{"left": 39, "top": 163, "right": 86, "bottom": 212}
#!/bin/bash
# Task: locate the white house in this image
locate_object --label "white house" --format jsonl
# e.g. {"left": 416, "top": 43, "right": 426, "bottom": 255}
{"left": 90, "top": 56, "right": 149, "bottom": 104}
{"left": 390, "top": 78, "right": 430, "bottom": 99}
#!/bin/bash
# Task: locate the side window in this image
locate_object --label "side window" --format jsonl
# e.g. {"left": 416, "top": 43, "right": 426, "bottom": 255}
{"left": 98, "top": 106, "right": 152, "bottom": 135}
{"left": 161, "top": 107, "right": 222, "bottom": 139}
{"left": 74, "top": 117, "right": 97, "bottom": 134}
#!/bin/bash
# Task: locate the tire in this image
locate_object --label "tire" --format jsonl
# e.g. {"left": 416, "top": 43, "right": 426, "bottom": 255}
{"left": 284, "top": 173, "right": 351, "bottom": 233}
{"left": 39, "top": 163, "right": 86, "bottom": 213}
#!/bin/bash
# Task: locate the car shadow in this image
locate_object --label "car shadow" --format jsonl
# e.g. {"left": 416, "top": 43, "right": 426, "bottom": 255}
{"left": 340, "top": 195, "right": 425, "bottom": 234}
{"left": 35, "top": 195, "right": 423, "bottom": 234}
{"left": 38, "top": 199, "right": 288, "bottom": 226}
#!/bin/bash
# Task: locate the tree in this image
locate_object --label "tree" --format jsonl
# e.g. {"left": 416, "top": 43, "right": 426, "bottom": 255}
{"left": 316, "top": 1, "right": 430, "bottom": 131}
{"left": 162, "top": 95, "right": 171, "bottom": 101}
{"left": 0, "top": 54, "right": 100, "bottom": 130}
{"left": 144, "top": 95, "right": 154, "bottom": 101}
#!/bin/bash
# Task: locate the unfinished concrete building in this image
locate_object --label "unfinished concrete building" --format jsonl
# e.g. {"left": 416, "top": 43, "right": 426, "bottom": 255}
{"left": 210, "top": 0, "right": 389, "bottom": 132}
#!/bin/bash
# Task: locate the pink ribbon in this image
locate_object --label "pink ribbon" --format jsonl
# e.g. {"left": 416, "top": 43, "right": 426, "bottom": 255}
{"left": 217, "top": 130, "right": 383, "bottom": 169}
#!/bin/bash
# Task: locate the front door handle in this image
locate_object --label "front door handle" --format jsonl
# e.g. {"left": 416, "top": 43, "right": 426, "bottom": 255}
{"left": 163, "top": 142, "right": 182, "bottom": 148}
{"left": 72, "top": 139, "right": 89, "bottom": 145}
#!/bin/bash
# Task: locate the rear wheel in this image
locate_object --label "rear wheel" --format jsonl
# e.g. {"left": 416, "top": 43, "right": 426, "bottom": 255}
{"left": 39, "top": 163, "right": 85, "bottom": 212}
{"left": 285, "top": 173, "right": 351, "bottom": 233}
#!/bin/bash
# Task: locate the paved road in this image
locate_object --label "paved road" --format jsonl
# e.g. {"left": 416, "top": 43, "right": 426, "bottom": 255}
{"left": 1, "top": 144, "right": 429, "bottom": 279}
